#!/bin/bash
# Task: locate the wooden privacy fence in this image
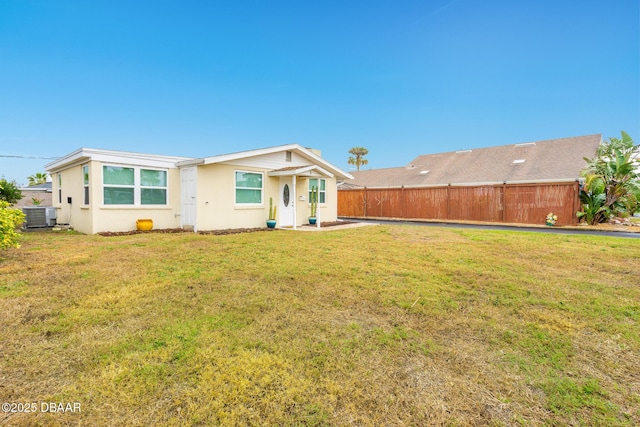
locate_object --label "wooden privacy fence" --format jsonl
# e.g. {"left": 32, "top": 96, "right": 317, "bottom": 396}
{"left": 338, "top": 182, "right": 581, "bottom": 226}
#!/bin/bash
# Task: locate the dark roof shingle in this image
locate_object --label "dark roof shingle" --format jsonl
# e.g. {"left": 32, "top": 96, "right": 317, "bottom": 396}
{"left": 342, "top": 134, "right": 601, "bottom": 188}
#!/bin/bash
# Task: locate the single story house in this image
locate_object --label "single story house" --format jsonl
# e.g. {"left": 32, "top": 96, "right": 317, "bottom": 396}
{"left": 45, "top": 144, "right": 353, "bottom": 234}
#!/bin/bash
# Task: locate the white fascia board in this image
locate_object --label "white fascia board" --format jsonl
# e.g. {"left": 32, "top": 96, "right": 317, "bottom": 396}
{"left": 176, "top": 158, "right": 205, "bottom": 167}
{"left": 46, "top": 148, "right": 192, "bottom": 172}
{"left": 200, "top": 144, "right": 301, "bottom": 165}
{"left": 267, "top": 165, "right": 334, "bottom": 178}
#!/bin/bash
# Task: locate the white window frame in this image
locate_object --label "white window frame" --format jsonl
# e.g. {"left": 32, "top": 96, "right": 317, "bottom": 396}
{"left": 308, "top": 178, "right": 327, "bottom": 204}
{"left": 82, "top": 164, "right": 90, "bottom": 205}
{"left": 234, "top": 170, "right": 264, "bottom": 206}
{"left": 102, "top": 164, "right": 169, "bottom": 206}
{"left": 140, "top": 168, "right": 169, "bottom": 206}
{"left": 57, "top": 173, "right": 62, "bottom": 205}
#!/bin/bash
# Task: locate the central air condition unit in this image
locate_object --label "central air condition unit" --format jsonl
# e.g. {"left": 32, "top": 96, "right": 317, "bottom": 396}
{"left": 22, "top": 206, "right": 48, "bottom": 228}
{"left": 45, "top": 207, "right": 57, "bottom": 226}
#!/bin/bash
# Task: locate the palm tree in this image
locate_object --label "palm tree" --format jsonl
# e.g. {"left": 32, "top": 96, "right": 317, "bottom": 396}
{"left": 27, "top": 172, "right": 48, "bottom": 186}
{"left": 347, "top": 147, "right": 369, "bottom": 171}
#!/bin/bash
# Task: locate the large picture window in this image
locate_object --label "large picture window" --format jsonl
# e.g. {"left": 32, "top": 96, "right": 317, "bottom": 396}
{"left": 308, "top": 178, "right": 326, "bottom": 204}
{"left": 103, "top": 166, "right": 167, "bottom": 205}
{"left": 235, "top": 171, "right": 263, "bottom": 204}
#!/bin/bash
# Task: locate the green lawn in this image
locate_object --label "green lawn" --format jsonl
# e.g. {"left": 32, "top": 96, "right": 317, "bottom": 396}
{"left": 1, "top": 226, "right": 639, "bottom": 426}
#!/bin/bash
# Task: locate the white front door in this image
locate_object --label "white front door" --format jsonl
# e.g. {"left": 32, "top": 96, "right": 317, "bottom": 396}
{"left": 279, "top": 177, "right": 294, "bottom": 227}
{"left": 181, "top": 166, "right": 197, "bottom": 230}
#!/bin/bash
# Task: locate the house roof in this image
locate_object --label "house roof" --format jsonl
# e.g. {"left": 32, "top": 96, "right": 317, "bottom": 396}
{"left": 45, "top": 144, "right": 353, "bottom": 180}
{"left": 45, "top": 148, "right": 192, "bottom": 172}
{"left": 341, "top": 134, "right": 602, "bottom": 188}
{"left": 177, "top": 144, "right": 353, "bottom": 179}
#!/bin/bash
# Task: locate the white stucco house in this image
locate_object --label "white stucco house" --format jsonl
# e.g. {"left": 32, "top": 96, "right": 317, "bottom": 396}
{"left": 45, "top": 144, "right": 353, "bottom": 234}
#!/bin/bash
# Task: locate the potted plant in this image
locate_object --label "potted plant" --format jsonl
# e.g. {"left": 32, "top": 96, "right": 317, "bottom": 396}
{"left": 308, "top": 186, "right": 318, "bottom": 225}
{"left": 266, "top": 197, "right": 277, "bottom": 228}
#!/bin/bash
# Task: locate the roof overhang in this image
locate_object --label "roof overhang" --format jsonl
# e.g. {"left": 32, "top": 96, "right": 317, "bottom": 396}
{"left": 45, "top": 148, "right": 191, "bottom": 172}
{"left": 268, "top": 165, "right": 334, "bottom": 178}
{"left": 177, "top": 143, "right": 353, "bottom": 179}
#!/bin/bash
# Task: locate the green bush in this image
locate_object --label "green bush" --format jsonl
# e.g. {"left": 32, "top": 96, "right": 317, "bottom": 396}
{"left": 0, "top": 179, "right": 24, "bottom": 204}
{"left": 0, "top": 201, "right": 25, "bottom": 249}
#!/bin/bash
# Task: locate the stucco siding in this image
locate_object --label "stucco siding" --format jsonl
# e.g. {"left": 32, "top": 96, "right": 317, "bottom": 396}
{"left": 89, "top": 162, "right": 182, "bottom": 233}
{"left": 195, "top": 163, "right": 277, "bottom": 230}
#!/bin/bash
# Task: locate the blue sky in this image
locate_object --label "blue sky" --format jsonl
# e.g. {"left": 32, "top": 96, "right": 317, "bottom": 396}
{"left": 1, "top": 0, "right": 638, "bottom": 185}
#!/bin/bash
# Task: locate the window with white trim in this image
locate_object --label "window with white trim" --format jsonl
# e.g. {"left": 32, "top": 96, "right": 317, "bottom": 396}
{"left": 140, "top": 169, "right": 167, "bottom": 205}
{"left": 82, "top": 165, "right": 89, "bottom": 205}
{"left": 57, "top": 173, "right": 62, "bottom": 204}
{"left": 103, "top": 165, "right": 168, "bottom": 205}
{"left": 235, "top": 171, "right": 263, "bottom": 204}
{"left": 308, "top": 178, "right": 326, "bottom": 203}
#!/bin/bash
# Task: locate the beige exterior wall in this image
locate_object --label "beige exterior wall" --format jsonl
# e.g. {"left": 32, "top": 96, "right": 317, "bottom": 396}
{"left": 52, "top": 164, "right": 93, "bottom": 233}
{"left": 295, "top": 176, "right": 339, "bottom": 224}
{"left": 89, "top": 161, "right": 181, "bottom": 233}
{"left": 195, "top": 163, "right": 276, "bottom": 230}
{"left": 194, "top": 163, "right": 339, "bottom": 231}
{"left": 51, "top": 161, "right": 181, "bottom": 234}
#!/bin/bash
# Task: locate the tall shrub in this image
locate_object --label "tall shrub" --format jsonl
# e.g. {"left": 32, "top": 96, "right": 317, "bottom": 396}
{"left": 0, "top": 201, "right": 25, "bottom": 249}
{"left": 0, "top": 179, "right": 23, "bottom": 204}
{"left": 578, "top": 131, "right": 640, "bottom": 224}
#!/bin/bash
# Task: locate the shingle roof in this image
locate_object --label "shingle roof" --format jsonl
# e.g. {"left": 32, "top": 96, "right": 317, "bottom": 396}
{"left": 341, "top": 134, "right": 601, "bottom": 188}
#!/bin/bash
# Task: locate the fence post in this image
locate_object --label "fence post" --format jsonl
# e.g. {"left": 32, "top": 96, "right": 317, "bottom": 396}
{"left": 363, "top": 187, "right": 368, "bottom": 217}
{"left": 501, "top": 182, "right": 506, "bottom": 223}
{"left": 447, "top": 184, "right": 451, "bottom": 221}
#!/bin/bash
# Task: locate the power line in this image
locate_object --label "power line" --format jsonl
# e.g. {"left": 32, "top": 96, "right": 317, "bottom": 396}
{"left": 0, "top": 155, "right": 60, "bottom": 160}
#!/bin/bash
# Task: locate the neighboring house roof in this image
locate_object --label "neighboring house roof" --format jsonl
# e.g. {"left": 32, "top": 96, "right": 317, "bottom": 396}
{"left": 342, "top": 134, "right": 601, "bottom": 188}
{"left": 19, "top": 182, "right": 53, "bottom": 192}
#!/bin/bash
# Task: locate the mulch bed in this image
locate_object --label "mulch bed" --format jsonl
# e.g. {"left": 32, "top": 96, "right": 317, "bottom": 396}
{"left": 98, "top": 228, "right": 275, "bottom": 237}
{"left": 97, "top": 221, "right": 358, "bottom": 237}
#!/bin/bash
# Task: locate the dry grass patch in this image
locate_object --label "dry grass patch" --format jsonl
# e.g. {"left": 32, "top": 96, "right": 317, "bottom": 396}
{"left": 1, "top": 226, "right": 639, "bottom": 426}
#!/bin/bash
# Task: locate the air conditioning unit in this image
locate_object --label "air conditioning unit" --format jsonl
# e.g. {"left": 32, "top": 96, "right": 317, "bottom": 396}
{"left": 22, "top": 207, "right": 48, "bottom": 228}
{"left": 45, "top": 207, "right": 58, "bottom": 226}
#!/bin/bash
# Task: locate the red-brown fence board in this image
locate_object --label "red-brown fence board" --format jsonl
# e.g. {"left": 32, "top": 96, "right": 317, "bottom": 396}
{"left": 338, "top": 182, "right": 580, "bottom": 226}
